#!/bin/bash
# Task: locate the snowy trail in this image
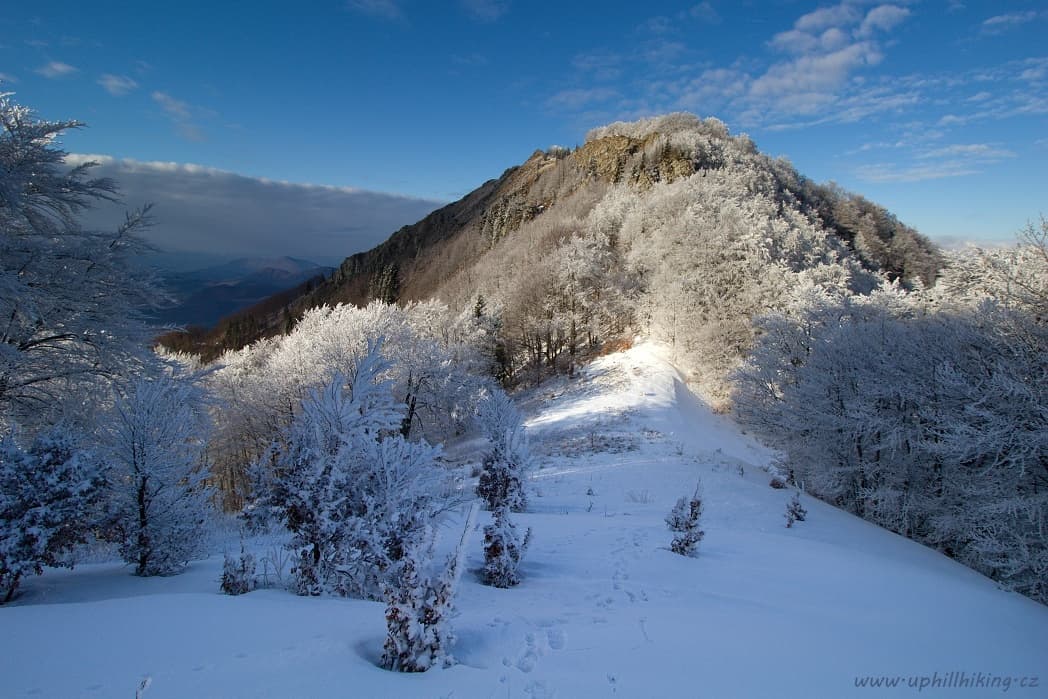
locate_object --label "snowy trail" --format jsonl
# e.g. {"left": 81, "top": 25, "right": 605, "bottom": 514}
{"left": 2, "top": 342, "right": 1047, "bottom": 698}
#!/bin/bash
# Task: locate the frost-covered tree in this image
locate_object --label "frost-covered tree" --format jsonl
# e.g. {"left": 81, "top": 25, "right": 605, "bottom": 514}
{"left": 102, "top": 373, "right": 214, "bottom": 576}
{"left": 0, "top": 92, "right": 161, "bottom": 429}
{"left": 0, "top": 426, "right": 102, "bottom": 603}
{"left": 734, "top": 267, "right": 1048, "bottom": 602}
{"left": 259, "top": 341, "right": 455, "bottom": 599}
{"left": 206, "top": 301, "right": 490, "bottom": 507}
{"left": 382, "top": 508, "right": 473, "bottom": 673}
{"left": 476, "top": 389, "right": 530, "bottom": 512}
{"left": 482, "top": 506, "right": 531, "bottom": 588}
{"left": 667, "top": 484, "right": 704, "bottom": 557}
{"left": 381, "top": 544, "right": 459, "bottom": 672}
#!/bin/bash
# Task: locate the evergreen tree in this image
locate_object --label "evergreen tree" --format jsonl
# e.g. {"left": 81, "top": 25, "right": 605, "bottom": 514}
{"left": 476, "top": 390, "right": 530, "bottom": 512}
{"left": 784, "top": 492, "right": 807, "bottom": 528}
{"left": 381, "top": 508, "right": 473, "bottom": 672}
{"left": 667, "top": 484, "right": 704, "bottom": 557}
{"left": 482, "top": 506, "right": 531, "bottom": 588}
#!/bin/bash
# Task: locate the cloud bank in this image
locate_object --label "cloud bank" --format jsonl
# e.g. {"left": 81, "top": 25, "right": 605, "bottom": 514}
{"left": 66, "top": 155, "right": 443, "bottom": 269}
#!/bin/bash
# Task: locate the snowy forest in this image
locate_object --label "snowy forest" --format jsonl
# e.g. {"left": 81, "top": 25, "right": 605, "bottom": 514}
{"left": 1, "top": 91, "right": 1047, "bottom": 694}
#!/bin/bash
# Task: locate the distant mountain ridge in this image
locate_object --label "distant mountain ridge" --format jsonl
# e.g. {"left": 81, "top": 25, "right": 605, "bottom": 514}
{"left": 156, "top": 256, "right": 332, "bottom": 328}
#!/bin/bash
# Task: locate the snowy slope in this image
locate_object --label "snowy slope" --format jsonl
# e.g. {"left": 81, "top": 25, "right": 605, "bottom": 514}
{"left": 2, "top": 342, "right": 1046, "bottom": 698}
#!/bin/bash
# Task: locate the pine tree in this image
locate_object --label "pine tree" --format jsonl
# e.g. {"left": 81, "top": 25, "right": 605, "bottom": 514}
{"left": 476, "top": 390, "right": 530, "bottom": 512}
{"left": 482, "top": 506, "right": 531, "bottom": 588}
{"left": 381, "top": 508, "right": 473, "bottom": 672}
{"left": 667, "top": 484, "right": 704, "bottom": 557}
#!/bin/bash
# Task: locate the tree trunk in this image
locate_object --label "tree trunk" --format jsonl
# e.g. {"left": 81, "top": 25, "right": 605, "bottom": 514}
{"left": 136, "top": 476, "right": 150, "bottom": 575}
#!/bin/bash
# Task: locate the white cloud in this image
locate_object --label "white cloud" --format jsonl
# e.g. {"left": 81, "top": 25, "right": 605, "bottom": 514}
{"left": 684, "top": 2, "right": 719, "bottom": 24}
{"left": 769, "top": 29, "right": 820, "bottom": 54}
{"left": 747, "top": 2, "right": 912, "bottom": 124}
{"left": 347, "top": 0, "right": 402, "bottom": 20}
{"left": 855, "top": 162, "right": 980, "bottom": 182}
{"left": 916, "top": 144, "right": 1015, "bottom": 160}
{"left": 151, "top": 92, "right": 211, "bottom": 142}
{"left": 460, "top": 0, "right": 510, "bottom": 22}
{"left": 750, "top": 42, "right": 882, "bottom": 101}
{"left": 857, "top": 5, "right": 911, "bottom": 37}
{"left": 35, "top": 61, "right": 78, "bottom": 78}
{"left": 794, "top": 3, "right": 861, "bottom": 33}
{"left": 65, "top": 155, "right": 443, "bottom": 266}
{"left": 542, "top": 0, "right": 922, "bottom": 134}
{"left": 674, "top": 68, "right": 749, "bottom": 110}
{"left": 856, "top": 141, "right": 1016, "bottom": 183}
{"left": 981, "top": 11, "right": 1040, "bottom": 34}
{"left": 152, "top": 91, "right": 192, "bottom": 120}
{"left": 98, "top": 74, "right": 138, "bottom": 96}
{"left": 0, "top": 72, "right": 18, "bottom": 84}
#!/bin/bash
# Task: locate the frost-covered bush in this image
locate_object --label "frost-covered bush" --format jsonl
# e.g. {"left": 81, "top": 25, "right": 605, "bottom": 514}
{"left": 258, "top": 341, "right": 455, "bottom": 599}
{"left": 482, "top": 507, "right": 531, "bottom": 588}
{"left": 784, "top": 493, "right": 807, "bottom": 528}
{"left": 220, "top": 542, "right": 257, "bottom": 595}
{"left": 667, "top": 484, "right": 704, "bottom": 557}
{"left": 102, "top": 373, "right": 214, "bottom": 577}
{"left": 0, "top": 426, "right": 102, "bottom": 603}
{"left": 476, "top": 390, "right": 530, "bottom": 512}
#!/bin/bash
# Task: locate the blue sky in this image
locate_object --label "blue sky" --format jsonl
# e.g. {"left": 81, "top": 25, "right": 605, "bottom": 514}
{"left": 1, "top": 0, "right": 1045, "bottom": 263}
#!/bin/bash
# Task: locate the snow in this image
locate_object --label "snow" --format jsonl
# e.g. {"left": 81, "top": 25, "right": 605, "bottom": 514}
{"left": 2, "top": 341, "right": 1046, "bottom": 698}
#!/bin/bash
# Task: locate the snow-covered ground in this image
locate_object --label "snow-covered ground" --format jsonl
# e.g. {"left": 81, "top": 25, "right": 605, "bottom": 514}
{"left": 3, "top": 342, "right": 1046, "bottom": 698}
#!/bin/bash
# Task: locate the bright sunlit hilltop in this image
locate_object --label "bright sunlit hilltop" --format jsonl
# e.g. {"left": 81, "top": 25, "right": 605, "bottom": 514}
{"left": 2, "top": 0, "right": 1045, "bottom": 259}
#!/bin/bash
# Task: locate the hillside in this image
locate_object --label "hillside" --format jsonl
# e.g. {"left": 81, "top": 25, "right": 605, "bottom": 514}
{"left": 161, "top": 114, "right": 941, "bottom": 365}
{"left": 4, "top": 342, "right": 1044, "bottom": 697}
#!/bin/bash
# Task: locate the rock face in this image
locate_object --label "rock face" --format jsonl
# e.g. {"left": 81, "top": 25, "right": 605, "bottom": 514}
{"left": 279, "top": 126, "right": 713, "bottom": 313}
{"left": 161, "top": 112, "right": 941, "bottom": 361}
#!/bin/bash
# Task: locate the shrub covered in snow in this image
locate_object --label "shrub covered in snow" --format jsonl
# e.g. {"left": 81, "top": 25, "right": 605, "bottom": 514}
{"left": 667, "top": 484, "right": 704, "bottom": 557}
{"left": 220, "top": 544, "right": 257, "bottom": 595}
{"left": 0, "top": 426, "right": 102, "bottom": 603}
{"left": 257, "top": 341, "right": 456, "bottom": 599}
{"left": 784, "top": 492, "right": 807, "bottom": 528}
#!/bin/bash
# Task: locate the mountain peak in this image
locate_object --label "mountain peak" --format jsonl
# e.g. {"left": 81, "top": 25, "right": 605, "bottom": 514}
{"left": 161, "top": 112, "right": 939, "bottom": 362}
